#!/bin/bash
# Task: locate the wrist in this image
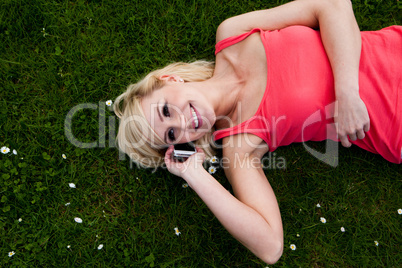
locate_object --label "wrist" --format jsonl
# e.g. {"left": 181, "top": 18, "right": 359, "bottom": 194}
{"left": 335, "top": 84, "right": 360, "bottom": 101}
{"left": 182, "top": 165, "right": 209, "bottom": 184}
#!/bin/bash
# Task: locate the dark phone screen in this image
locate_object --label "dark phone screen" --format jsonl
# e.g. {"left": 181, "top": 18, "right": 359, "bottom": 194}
{"left": 174, "top": 143, "right": 196, "bottom": 152}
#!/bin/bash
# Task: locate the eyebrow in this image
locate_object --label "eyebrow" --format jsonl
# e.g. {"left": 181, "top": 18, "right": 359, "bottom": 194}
{"left": 157, "top": 101, "right": 164, "bottom": 123}
{"left": 156, "top": 101, "right": 168, "bottom": 144}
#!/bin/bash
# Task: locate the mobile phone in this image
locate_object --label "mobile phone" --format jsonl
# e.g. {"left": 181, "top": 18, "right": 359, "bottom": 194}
{"left": 173, "top": 143, "right": 196, "bottom": 162}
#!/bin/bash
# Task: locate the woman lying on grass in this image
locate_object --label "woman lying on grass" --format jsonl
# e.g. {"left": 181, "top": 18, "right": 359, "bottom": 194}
{"left": 114, "top": 0, "right": 401, "bottom": 264}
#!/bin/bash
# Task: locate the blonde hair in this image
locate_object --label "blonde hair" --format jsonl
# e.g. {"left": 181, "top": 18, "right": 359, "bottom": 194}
{"left": 114, "top": 60, "right": 216, "bottom": 168}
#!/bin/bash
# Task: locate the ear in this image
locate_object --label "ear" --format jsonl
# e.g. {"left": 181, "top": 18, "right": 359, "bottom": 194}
{"left": 159, "top": 75, "right": 183, "bottom": 82}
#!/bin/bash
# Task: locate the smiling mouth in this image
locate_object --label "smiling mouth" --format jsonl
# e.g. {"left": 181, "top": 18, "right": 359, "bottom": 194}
{"left": 190, "top": 104, "right": 202, "bottom": 129}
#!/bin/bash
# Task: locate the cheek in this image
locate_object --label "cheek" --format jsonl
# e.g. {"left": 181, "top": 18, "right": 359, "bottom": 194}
{"left": 192, "top": 130, "right": 210, "bottom": 142}
{"left": 168, "top": 89, "right": 187, "bottom": 104}
{"left": 175, "top": 131, "right": 202, "bottom": 144}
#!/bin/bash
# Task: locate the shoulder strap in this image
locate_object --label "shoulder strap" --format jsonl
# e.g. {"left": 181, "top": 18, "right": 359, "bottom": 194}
{"left": 215, "top": 28, "right": 262, "bottom": 55}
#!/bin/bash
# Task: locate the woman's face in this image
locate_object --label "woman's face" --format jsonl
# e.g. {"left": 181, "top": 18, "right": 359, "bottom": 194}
{"left": 141, "top": 79, "right": 215, "bottom": 145}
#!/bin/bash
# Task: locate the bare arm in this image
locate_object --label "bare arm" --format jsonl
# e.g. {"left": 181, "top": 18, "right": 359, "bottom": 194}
{"left": 164, "top": 136, "right": 283, "bottom": 264}
{"left": 185, "top": 159, "right": 282, "bottom": 264}
{"left": 315, "top": 0, "right": 370, "bottom": 146}
{"left": 217, "top": 0, "right": 370, "bottom": 146}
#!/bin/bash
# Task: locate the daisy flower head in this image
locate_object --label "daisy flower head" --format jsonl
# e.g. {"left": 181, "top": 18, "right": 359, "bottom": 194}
{"left": 340, "top": 227, "right": 345, "bottom": 232}
{"left": 67, "top": 245, "right": 71, "bottom": 249}
{"left": 398, "top": 209, "right": 402, "bottom": 215}
{"left": 62, "top": 154, "right": 67, "bottom": 159}
{"left": 12, "top": 149, "right": 17, "bottom": 155}
{"left": 74, "top": 217, "right": 83, "bottom": 223}
{"left": 182, "top": 183, "right": 189, "bottom": 188}
{"left": 106, "top": 100, "right": 113, "bottom": 107}
{"left": 208, "top": 166, "right": 217, "bottom": 174}
{"left": 374, "top": 241, "right": 379, "bottom": 246}
{"left": 41, "top": 27, "right": 48, "bottom": 37}
{"left": 290, "top": 244, "right": 296, "bottom": 250}
{"left": 209, "top": 156, "right": 218, "bottom": 164}
{"left": 97, "top": 244, "right": 104, "bottom": 250}
{"left": 320, "top": 217, "right": 327, "bottom": 224}
{"left": 316, "top": 203, "right": 321, "bottom": 208}
{"left": 69, "top": 183, "right": 76, "bottom": 188}
{"left": 174, "top": 227, "right": 181, "bottom": 236}
{"left": 1, "top": 146, "right": 10, "bottom": 154}
{"left": 8, "top": 251, "right": 15, "bottom": 257}
{"left": 65, "top": 202, "right": 71, "bottom": 206}
{"left": 18, "top": 218, "right": 22, "bottom": 222}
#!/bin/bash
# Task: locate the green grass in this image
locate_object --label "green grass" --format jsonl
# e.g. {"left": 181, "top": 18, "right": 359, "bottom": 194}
{"left": 0, "top": 0, "right": 401, "bottom": 267}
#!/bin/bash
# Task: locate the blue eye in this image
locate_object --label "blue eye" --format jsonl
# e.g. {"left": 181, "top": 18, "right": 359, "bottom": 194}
{"left": 168, "top": 128, "right": 175, "bottom": 142}
{"left": 163, "top": 103, "right": 170, "bottom": 117}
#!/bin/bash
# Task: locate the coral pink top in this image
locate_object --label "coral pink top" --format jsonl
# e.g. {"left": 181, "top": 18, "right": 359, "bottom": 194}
{"left": 213, "top": 26, "right": 402, "bottom": 164}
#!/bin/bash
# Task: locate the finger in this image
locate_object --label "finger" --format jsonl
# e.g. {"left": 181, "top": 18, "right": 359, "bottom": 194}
{"left": 188, "top": 147, "right": 205, "bottom": 163}
{"left": 165, "top": 145, "right": 174, "bottom": 156}
{"left": 364, "top": 121, "right": 370, "bottom": 132}
{"left": 356, "top": 129, "right": 365, "bottom": 140}
{"left": 164, "top": 145, "right": 174, "bottom": 163}
{"left": 348, "top": 133, "right": 357, "bottom": 141}
{"left": 340, "top": 135, "right": 351, "bottom": 147}
{"left": 195, "top": 146, "right": 204, "bottom": 153}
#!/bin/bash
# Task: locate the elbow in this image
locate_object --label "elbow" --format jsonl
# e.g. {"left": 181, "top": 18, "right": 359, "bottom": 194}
{"left": 259, "top": 239, "right": 283, "bottom": 265}
{"left": 323, "top": 0, "right": 354, "bottom": 12}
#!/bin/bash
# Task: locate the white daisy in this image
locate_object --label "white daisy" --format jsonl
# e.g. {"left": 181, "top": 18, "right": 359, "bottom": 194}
{"left": 69, "top": 183, "right": 76, "bottom": 188}
{"left": 208, "top": 166, "right": 217, "bottom": 174}
{"left": 18, "top": 218, "right": 22, "bottom": 222}
{"left": 65, "top": 202, "right": 71, "bottom": 206}
{"left": 296, "top": 233, "right": 300, "bottom": 237}
{"left": 374, "top": 241, "right": 379, "bottom": 246}
{"left": 106, "top": 100, "right": 113, "bottom": 107}
{"left": 67, "top": 245, "right": 71, "bottom": 249}
{"left": 174, "top": 227, "right": 181, "bottom": 236}
{"left": 8, "top": 251, "right": 15, "bottom": 257}
{"left": 12, "top": 149, "right": 17, "bottom": 155}
{"left": 97, "top": 244, "right": 103, "bottom": 250}
{"left": 398, "top": 209, "right": 402, "bottom": 215}
{"left": 320, "top": 217, "right": 326, "bottom": 224}
{"left": 62, "top": 154, "right": 67, "bottom": 159}
{"left": 341, "top": 227, "right": 345, "bottom": 232}
{"left": 182, "top": 183, "right": 189, "bottom": 188}
{"left": 209, "top": 156, "right": 218, "bottom": 164}
{"left": 74, "top": 217, "right": 83, "bottom": 223}
{"left": 42, "top": 28, "right": 48, "bottom": 37}
{"left": 290, "top": 244, "right": 296, "bottom": 250}
{"left": 316, "top": 203, "right": 321, "bottom": 208}
{"left": 1, "top": 146, "right": 10, "bottom": 154}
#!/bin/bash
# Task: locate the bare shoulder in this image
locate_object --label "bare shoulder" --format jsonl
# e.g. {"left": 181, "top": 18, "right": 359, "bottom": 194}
{"left": 221, "top": 133, "right": 269, "bottom": 175}
{"left": 216, "top": 16, "right": 249, "bottom": 43}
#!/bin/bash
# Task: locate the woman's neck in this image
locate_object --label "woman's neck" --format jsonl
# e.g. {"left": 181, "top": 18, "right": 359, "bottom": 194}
{"left": 192, "top": 73, "right": 244, "bottom": 128}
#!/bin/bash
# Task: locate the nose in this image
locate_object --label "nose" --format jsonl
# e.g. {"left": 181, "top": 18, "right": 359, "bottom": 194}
{"left": 171, "top": 112, "right": 186, "bottom": 130}
{"left": 179, "top": 113, "right": 186, "bottom": 130}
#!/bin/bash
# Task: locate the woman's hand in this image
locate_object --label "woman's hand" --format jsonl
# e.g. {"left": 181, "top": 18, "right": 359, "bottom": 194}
{"left": 164, "top": 145, "right": 205, "bottom": 178}
{"left": 335, "top": 93, "right": 370, "bottom": 147}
